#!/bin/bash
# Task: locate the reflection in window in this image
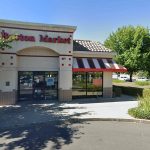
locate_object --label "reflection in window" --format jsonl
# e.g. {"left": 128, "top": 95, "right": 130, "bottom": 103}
{"left": 72, "top": 72, "right": 86, "bottom": 97}
{"left": 87, "top": 72, "right": 103, "bottom": 97}
{"left": 19, "top": 71, "right": 58, "bottom": 101}
{"left": 72, "top": 72, "right": 103, "bottom": 98}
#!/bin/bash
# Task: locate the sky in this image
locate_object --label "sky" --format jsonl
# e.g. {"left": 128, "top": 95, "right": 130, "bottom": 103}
{"left": 0, "top": 0, "right": 150, "bottom": 43}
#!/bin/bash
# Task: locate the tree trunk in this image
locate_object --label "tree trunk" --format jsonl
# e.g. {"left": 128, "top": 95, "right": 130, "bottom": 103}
{"left": 129, "top": 72, "right": 133, "bottom": 82}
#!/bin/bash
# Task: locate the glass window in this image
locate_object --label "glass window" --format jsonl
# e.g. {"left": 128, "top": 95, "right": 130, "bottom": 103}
{"left": 87, "top": 72, "right": 103, "bottom": 97}
{"left": 44, "top": 72, "right": 58, "bottom": 100}
{"left": 72, "top": 72, "right": 103, "bottom": 98}
{"left": 72, "top": 72, "right": 86, "bottom": 97}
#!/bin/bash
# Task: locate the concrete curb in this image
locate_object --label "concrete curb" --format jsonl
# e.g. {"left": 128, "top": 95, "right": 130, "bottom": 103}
{"left": 1, "top": 117, "right": 150, "bottom": 130}
{"left": 70, "top": 118, "right": 150, "bottom": 124}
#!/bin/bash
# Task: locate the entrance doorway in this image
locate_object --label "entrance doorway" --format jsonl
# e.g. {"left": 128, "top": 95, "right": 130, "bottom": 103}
{"left": 18, "top": 71, "right": 58, "bottom": 101}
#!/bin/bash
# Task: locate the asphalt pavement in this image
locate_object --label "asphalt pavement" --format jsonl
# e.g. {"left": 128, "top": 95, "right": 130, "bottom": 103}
{"left": 0, "top": 121, "right": 150, "bottom": 150}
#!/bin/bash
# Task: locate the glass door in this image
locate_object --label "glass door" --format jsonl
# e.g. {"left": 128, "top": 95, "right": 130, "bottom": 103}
{"left": 18, "top": 72, "right": 33, "bottom": 100}
{"left": 44, "top": 72, "right": 58, "bottom": 100}
{"left": 33, "top": 71, "right": 58, "bottom": 100}
{"left": 18, "top": 71, "right": 58, "bottom": 101}
{"left": 33, "top": 72, "right": 45, "bottom": 100}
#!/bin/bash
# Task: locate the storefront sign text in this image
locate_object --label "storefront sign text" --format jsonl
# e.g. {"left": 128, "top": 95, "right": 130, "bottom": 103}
{"left": 1, "top": 30, "right": 35, "bottom": 42}
{"left": 40, "top": 35, "right": 71, "bottom": 44}
{"left": 0, "top": 30, "right": 71, "bottom": 44}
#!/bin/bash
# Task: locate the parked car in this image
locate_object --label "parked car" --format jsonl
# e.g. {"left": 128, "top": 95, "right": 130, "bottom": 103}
{"left": 118, "top": 74, "right": 130, "bottom": 81}
{"left": 112, "top": 73, "right": 118, "bottom": 79}
{"left": 136, "top": 77, "right": 149, "bottom": 81}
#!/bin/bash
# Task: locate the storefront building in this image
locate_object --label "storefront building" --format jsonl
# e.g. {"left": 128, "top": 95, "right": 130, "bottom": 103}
{"left": 0, "top": 20, "right": 127, "bottom": 105}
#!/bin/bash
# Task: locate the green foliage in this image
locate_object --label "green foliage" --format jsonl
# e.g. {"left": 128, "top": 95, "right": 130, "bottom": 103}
{"left": 128, "top": 94, "right": 150, "bottom": 119}
{"left": 137, "top": 71, "right": 149, "bottom": 78}
{"left": 0, "top": 35, "right": 17, "bottom": 49}
{"left": 143, "top": 89, "right": 150, "bottom": 97}
{"left": 104, "top": 26, "right": 150, "bottom": 79}
{"left": 135, "top": 81, "right": 150, "bottom": 86}
{"left": 128, "top": 107, "right": 150, "bottom": 119}
{"left": 113, "top": 79, "right": 125, "bottom": 83}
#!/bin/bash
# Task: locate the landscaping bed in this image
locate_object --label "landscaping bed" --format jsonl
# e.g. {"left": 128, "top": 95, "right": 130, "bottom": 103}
{"left": 128, "top": 89, "right": 150, "bottom": 120}
{"left": 113, "top": 82, "right": 150, "bottom": 119}
{"left": 113, "top": 81, "right": 150, "bottom": 97}
{"left": 113, "top": 85, "right": 144, "bottom": 97}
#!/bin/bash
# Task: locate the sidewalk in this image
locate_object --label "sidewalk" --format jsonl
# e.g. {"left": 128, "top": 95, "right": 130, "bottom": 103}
{"left": 0, "top": 95, "right": 138, "bottom": 128}
{"left": 60, "top": 100, "right": 138, "bottom": 119}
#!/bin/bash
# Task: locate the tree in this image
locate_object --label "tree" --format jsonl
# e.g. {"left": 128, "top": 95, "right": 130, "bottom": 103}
{"left": 0, "top": 35, "right": 17, "bottom": 49}
{"left": 104, "top": 26, "right": 150, "bottom": 81}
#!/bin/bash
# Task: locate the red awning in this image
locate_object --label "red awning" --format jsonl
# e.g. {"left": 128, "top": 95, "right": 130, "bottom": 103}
{"left": 73, "top": 58, "right": 127, "bottom": 72}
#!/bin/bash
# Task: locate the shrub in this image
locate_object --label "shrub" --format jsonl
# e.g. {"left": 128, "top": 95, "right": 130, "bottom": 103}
{"left": 128, "top": 107, "right": 150, "bottom": 119}
{"left": 128, "top": 95, "right": 150, "bottom": 119}
{"left": 139, "top": 96, "right": 150, "bottom": 109}
{"left": 143, "top": 88, "right": 150, "bottom": 98}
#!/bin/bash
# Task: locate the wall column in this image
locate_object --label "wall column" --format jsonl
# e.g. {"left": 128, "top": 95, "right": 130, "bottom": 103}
{"left": 58, "top": 56, "right": 72, "bottom": 101}
{"left": 103, "top": 72, "right": 113, "bottom": 98}
{"left": 0, "top": 69, "right": 18, "bottom": 105}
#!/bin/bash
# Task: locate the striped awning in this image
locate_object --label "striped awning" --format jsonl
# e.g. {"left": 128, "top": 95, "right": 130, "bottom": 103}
{"left": 73, "top": 58, "right": 127, "bottom": 72}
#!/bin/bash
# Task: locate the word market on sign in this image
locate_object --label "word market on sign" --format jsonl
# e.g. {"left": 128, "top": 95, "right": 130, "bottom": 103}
{"left": 0, "top": 30, "right": 71, "bottom": 44}
{"left": 40, "top": 35, "right": 71, "bottom": 44}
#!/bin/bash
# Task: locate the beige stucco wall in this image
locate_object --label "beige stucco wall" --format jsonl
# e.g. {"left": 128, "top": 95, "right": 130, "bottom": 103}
{"left": 103, "top": 72, "right": 112, "bottom": 97}
{"left": 0, "top": 20, "right": 76, "bottom": 104}
{"left": 18, "top": 57, "right": 59, "bottom": 71}
{"left": 0, "top": 53, "right": 17, "bottom": 68}
{"left": 103, "top": 72, "right": 113, "bottom": 97}
{"left": 0, "top": 70, "right": 18, "bottom": 92}
{"left": 17, "top": 47, "right": 59, "bottom": 71}
{"left": 103, "top": 72, "right": 112, "bottom": 87}
{"left": 0, "top": 53, "right": 18, "bottom": 92}
{"left": 17, "top": 47, "right": 59, "bottom": 56}
{"left": 1, "top": 27, "right": 74, "bottom": 55}
{"left": 58, "top": 56, "right": 73, "bottom": 101}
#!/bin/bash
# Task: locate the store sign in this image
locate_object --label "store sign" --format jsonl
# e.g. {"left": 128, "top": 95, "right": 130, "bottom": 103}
{"left": 40, "top": 35, "right": 71, "bottom": 44}
{"left": 0, "top": 30, "right": 71, "bottom": 44}
{"left": 1, "top": 30, "right": 35, "bottom": 42}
